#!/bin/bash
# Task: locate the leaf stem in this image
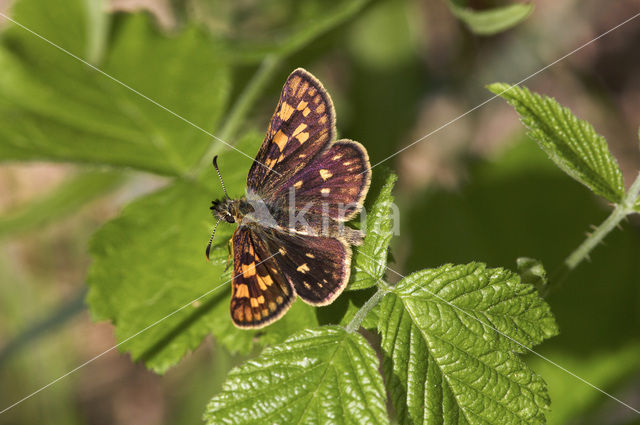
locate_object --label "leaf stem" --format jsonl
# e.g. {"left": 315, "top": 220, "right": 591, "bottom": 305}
{"left": 193, "top": 55, "right": 281, "bottom": 176}
{"left": 553, "top": 172, "right": 640, "bottom": 287}
{"left": 345, "top": 288, "right": 388, "bottom": 333}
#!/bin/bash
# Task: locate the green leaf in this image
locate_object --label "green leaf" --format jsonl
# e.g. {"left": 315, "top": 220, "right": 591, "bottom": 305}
{"left": 516, "top": 257, "right": 548, "bottom": 294}
{"left": 449, "top": 2, "right": 533, "bottom": 35}
{"left": 379, "top": 262, "right": 558, "bottom": 425}
{"left": 350, "top": 172, "right": 397, "bottom": 290}
{"left": 488, "top": 83, "right": 625, "bottom": 203}
{"left": 204, "top": 326, "right": 389, "bottom": 425}
{"left": 0, "top": 170, "right": 124, "bottom": 238}
{"left": 0, "top": 6, "right": 230, "bottom": 176}
{"left": 86, "top": 134, "right": 317, "bottom": 373}
{"left": 207, "top": 0, "right": 370, "bottom": 64}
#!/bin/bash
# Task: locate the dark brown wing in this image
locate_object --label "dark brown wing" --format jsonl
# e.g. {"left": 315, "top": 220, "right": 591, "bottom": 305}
{"left": 259, "top": 228, "right": 351, "bottom": 306}
{"left": 273, "top": 139, "right": 371, "bottom": 226}
{"left": 230, "top": 226, "right": 295, "bottom": 329}
{"left": 247, "top": 68, "right": 335, "bottom": 199}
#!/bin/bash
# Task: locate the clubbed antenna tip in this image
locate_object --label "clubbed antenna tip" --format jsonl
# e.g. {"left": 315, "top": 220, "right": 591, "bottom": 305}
{"left": 212, "top": 155, "right": 230, "bottom": 200}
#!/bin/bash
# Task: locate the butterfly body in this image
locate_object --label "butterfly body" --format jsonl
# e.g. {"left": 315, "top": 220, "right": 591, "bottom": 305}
{"left": 210, "top": 68, "right": 371, "bottom": 329}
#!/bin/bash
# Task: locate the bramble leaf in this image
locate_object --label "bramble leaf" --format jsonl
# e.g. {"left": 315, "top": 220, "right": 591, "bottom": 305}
{"left": 350, "top": 172, "right": 397, "bottom": 290}
{"left": 379, "top": 262, "right": 558, "bottom": 425}
{"left": 204, "top": 326, "right": 389, "bottom": 425}
{"left": 449, "top": 1, "right": 533, "bottom": 35}
{"left": 86, "top": 134, "right": 317, "bottom": 373}
{"left": 488, "top": 83, "right": 625, "bottom": 203}
{"left": 0, "top": 3, "right": 230, "bottom": 176}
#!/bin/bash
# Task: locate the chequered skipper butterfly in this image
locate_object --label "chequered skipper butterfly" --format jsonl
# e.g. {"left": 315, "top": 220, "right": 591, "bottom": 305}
{"left": 206, "top": 68, "right": 371, "bottom": 328}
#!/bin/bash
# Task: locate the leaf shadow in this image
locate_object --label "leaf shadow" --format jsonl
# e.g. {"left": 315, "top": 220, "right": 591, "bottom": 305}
{"left": 137, "top": 284, "right": 229, "bottom": 365}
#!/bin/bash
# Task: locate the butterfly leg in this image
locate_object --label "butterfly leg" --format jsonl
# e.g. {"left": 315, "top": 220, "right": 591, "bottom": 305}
{"left": 225, "top": 238, "right": 233, "bottom": 272}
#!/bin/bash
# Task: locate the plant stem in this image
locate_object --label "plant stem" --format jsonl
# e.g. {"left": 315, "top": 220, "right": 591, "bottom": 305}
{"left": 554, "top": 172, "right": 640, "bottom": 285}
{"left": 193, "top": 55, "right": 281, "bottom": 176}
{"left": 218, "top": 55, "right": 280, "bottom": 142}
{"left": 345, "top": 288, "right": 388, "bottom": 333}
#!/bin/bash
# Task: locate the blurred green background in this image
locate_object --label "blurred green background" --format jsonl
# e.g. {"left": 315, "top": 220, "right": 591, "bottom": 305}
{"left": 1, "top": 0, "right": 639, "bottom": 424}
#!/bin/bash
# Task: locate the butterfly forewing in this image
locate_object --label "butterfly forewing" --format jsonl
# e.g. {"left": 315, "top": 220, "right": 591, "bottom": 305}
{"left": 230, "top": 227, "right": 295, "bottom": 328}
{"left": 274, "top": 139, "right": 371, "bottom": 224}
{"left": 247, "top": 68, "right": 336, "bottom": 198}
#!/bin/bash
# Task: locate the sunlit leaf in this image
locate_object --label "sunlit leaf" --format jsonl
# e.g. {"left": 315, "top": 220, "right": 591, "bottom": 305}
{"left": 204, "top": 326, "right": 389, "bottom": 424}
{"left": 489, "top": 83, "right": 625, "bottom": 203}
{"left": 350, "top": 172, "right": 397, "bottom": 290}
{"left": 379, "top": 262, "right": 558, "bottom": 424}
{"left": 0, "top": 3, "right": 230, "bottom": 176}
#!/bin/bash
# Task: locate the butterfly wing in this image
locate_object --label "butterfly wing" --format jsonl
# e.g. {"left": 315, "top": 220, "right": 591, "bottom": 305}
{"left": 273, "top": 139, "right": 371, "bottom": 224}
{"left": 230, "top": 226, "right": 295, "bottom": 328}
{"left": 259, "top": 228, "right": 351, "bottom": 306}
{"left": 247, "top": 68, "right": 336, "bottom": 198}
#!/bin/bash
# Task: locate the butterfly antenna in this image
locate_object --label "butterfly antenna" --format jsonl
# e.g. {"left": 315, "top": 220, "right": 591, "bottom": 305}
{"left": 205, "top": 217, "right": 223, "bottom": 262}
{"left": 212, "top": 156, "right": 230, "bottom": 200}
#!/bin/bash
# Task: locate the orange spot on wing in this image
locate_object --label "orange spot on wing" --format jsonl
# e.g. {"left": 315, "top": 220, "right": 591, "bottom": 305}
{"left": 257, "top": 274, "right": 273, "bottom": 291}
{"left": 279, "top": 102, "right": 295, "bottom": 121}
{"left": 235, "top": 284, "right": 250, "bottom": 298}
{"left": 273, "top": 130, "right": 288, "bottom": 150}
{"left": 319, "top": 169, "right": 333, "bottom": 180}
{"left": 242, "top": 263, "right": 256, "bottom": 278}
{"left": 292, "top": 123, "right": 308, "bottom": 136}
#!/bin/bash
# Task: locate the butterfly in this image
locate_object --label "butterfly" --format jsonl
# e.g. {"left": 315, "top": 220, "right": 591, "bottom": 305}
{"left": 206, "top": 68, "right": 371, "bottom": 329}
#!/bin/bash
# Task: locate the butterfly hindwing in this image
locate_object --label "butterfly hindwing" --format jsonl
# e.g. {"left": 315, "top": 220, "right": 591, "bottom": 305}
{"left": 230, "top": 226, "right": 295, "bottom": 328}
{"left": 259, "top": 229, "right": 351, "bottom": 306}
{"left": 247, "top": 68, "right": 336, "bottom": 198}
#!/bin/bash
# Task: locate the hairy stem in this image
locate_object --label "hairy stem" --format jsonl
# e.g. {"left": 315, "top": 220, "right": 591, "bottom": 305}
{"left": 193, "top": 55, "right": 281, "bottom": 176}
{"left": 345, "top": 288, "right": 388, "bottom": 333}
{"left": 552, "top": 172, "right": 640, "bottom": 289}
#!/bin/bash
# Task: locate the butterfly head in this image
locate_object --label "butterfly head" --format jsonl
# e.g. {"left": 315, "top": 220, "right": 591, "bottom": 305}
{"left": 210, "top": 198, "right": 236, "bottom": 223}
